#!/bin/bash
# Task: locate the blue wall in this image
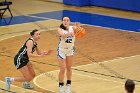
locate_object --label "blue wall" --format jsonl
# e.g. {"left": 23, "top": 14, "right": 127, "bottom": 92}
{"left": 63, "top": 0, "right": 90, "bottom": 7}
{"left": 1, "top": 10, "right": 140, "bottom": 32}
{"left": 63, "top": 0, "right": 140, "bottom": 12}
{"left": 91, "top": 0, "right": 140, "bottom": 12}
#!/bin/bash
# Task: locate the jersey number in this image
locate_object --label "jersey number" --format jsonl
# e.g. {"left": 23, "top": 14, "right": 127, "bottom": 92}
{"left": 65, "top": 39, "right": 72, "bottom": 43}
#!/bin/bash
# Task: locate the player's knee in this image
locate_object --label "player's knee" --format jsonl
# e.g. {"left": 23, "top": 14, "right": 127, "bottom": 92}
{"left": 33, "top": 74, "right": 36, "bottom": 78}
{"left": 31, "top": 73, "right": 36, "bottom": 78}
{"left": 25, "top": 76, "right": 34, "bottom": 82}
{"left": 66, "top": 66, "right": 72, "bottom": 71}
{"left": 60, "top": 68, "right": 66, "bottom": 74}
{"left": 66, "top": 67, "right": 72, "bottom": 72}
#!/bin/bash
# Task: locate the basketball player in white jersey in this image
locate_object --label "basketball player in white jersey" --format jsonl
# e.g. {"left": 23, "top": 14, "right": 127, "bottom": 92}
{"left": 57, "top": 16, "right": 78, "bottom": 93}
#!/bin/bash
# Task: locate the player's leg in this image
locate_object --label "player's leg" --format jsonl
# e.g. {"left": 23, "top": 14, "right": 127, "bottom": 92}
{"left": 57, "top": 49, "right": 66, "bottom": 93}
{"left": 58, "top": 58, "right": 66, "bottom": 93}
{"left": 65, "top": 55, "right": 73, "bottom": 93}
{"left": 5, "top": 65, "right": 34, "bottom": 90}
{"left": 22, "top": 62, "right": 35, "bottom": 89}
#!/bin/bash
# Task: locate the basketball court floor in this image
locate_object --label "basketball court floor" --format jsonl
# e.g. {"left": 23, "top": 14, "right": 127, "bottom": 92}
{"left": 0, "top": 0, "right": 140, "bottom": 93}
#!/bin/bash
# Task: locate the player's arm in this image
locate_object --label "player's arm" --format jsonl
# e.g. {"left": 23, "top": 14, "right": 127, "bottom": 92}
{"left": 57, "top": 28, "right": 73, "bottom": 38}
{"left": 35, "top": 47, "right": 53, "bottom": 55}
{"left": 26, "top": 40, "right": 43, "bottom": 57}
{"left": 35, "top": 47, "right": 42, "bottom": 55}
{"left": 73, "top": 22, "right": 80, "bottom": 32}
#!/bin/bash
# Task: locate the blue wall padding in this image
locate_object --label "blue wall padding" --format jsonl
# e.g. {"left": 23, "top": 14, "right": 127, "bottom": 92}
{"left": 90, "top": 0, "right": 140, "bottom": 12}
{"left": 63, "top": 0, "right": 90, "bottom": 7}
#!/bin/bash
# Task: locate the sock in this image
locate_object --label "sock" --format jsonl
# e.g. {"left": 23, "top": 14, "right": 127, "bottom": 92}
{"left": 59, "top": 82, "right": 64, "bottom": 87}
{"left": 66, "top": 80, "right": 71, "bottom": 85}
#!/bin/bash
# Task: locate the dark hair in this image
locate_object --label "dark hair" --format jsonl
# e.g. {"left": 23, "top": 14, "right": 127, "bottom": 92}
{"left": 60, "top": 16, "right": 70, "bottom": 30}
{"left": 60, "top": 24, "right": 66, "bottom": 30}
{"left": 125, "top": 79, "right": 135, "bottom": 93}
{"left": 30, "top": 29, "right": 38, "bottom": 36}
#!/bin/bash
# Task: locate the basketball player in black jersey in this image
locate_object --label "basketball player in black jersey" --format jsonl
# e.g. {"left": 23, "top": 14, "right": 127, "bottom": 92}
{"left": 5, "top": 29, "right": 53, "bottom": 90}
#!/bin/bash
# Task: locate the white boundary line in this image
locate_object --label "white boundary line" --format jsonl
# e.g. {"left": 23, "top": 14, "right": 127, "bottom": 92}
{"left": 0, "top": 26, "right": 140, "bottom": 93}
{"left": 0, "top": 34, "right": 28, "bottom": 41}
{"left": 1, "top": 36, "right": 139, "bottom": 92}
{"left": 72, "top": 73, "right": 123, "bottom": 84}
{"left": 73, "top": 54, "right": 140, "bottom": 68}
{"left": 33, "top": 55, "right": 140, "bottom": 92}
{"left": 0, "top": 26, "right": 58, "bottom": 41}
{"left": 25, "top": 15, "right": 140, "bottom": 33}
{"left": 26, "top": 15, "right": 51, "bottom": 20}
{"left": 33, "top": 69, "right": 140, "bottom": 93}
{"left": 33, "top": 72, "right": 57, "bottom": 93}
{"left": 0, "top": 80, "right": 41, "bottom": 93}
{"left": 1, "top": 13, "right": 140, "bottom": 33}
{"left": 0, "top": 16, "right": 60, "bottom": 28}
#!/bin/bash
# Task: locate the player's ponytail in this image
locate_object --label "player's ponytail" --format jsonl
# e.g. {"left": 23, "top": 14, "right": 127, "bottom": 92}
{"left": 60, "top": 24, "right": 66, "bottom": 30}
{"left": 30, "top": 29, "right": 38, "bottom": 36}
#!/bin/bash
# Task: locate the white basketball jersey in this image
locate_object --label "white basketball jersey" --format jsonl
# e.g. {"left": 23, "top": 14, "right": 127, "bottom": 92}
{"left": 58, "top": 26, "right": 75, "bottom": 49}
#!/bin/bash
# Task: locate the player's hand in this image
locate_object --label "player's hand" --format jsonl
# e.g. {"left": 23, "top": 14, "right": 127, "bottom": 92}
{"left": 68, "top": 31, "right": 74, "bottom": 36}
{"left": 75, "top": 22, "right": 80, "bottom": 27}
{"left": 74, "top": 22, "right": 81, "bottom": 33}
{"left": 43, "top": 50, "right": 53, "bottom": 55}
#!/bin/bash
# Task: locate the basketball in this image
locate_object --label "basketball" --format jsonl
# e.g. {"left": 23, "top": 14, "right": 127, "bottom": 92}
{"left": 74, "top": 27, "right": 86, "bottom": 38}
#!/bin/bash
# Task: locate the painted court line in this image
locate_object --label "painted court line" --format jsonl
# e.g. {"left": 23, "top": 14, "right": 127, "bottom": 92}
{"left": 1, "top": 12, "right": 139, "bottom": 33}
{"left": 33, "top": 70, "right": 60, "bottom": 93}
{"left": 26, "top": 15, "right": 51, "bottom": 20}
{"left": 33, "top": 70, "right": 126, "bottom": 93}
{"left": 0, "top": 80, "right": 41, "bottom": 93}
{"left": 1, "top": 14, "right": 140, "bottom": 92}
{"left": 0, "top": 35, "right": 27, "bottom": 41}
{"left": 0, "top": 26, "right": 58, "bottom": 41}
{"left": 27, "top": 15, "right": 140, "bottom": 33}
{"left": 0, "top": 29, "right": 140, "bottom": 92}
{"left": 34, "top": 70, "right": 140, "bottom": 93}
{"left": 0, "top": 19, "right": 56, "bottom": 27}
{"left": 72, "top": 73, "right": 123, "bottom": 84}
{"left": 85, "top": 23, "right": 140, "bottom": 33}
{"left": 73, "top": 54, "right": 140, "bottom": 68}
{"left": 33, "top": 76, "right": 56, "bottom": 93}
{"left": 33, "top": 55, "right": 140, "bottom": 92}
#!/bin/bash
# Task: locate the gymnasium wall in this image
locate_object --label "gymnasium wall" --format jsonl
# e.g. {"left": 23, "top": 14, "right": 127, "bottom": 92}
{"left": 42, "top": 0, "right": 63, "bottom": 3}
{"left": 63, "top": 0, "right": 90, "bottom": 7}
{"left": 63, "top": 0, "right": 140, "bottom": 12}
{"left": 90, "top": 0, "right": 140, "bottom": 12}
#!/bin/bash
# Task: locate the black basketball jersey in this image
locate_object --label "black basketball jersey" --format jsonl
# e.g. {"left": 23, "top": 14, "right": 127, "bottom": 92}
{"left": 17, "top": 38, "right": 37, "bottom": 61}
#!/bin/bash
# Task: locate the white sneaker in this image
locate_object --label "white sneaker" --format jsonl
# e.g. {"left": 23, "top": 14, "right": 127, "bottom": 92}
{"left": 5, "top": 77, "right": 11, "bottom": 90}
{"left": 66, "top": 84, "right": 71, "bottom": 93}
{"left": 22, "top": 82, "right": 33, "bottom": 89}
{"left": 59, "top": 85, "right": 64, "bottom": 93}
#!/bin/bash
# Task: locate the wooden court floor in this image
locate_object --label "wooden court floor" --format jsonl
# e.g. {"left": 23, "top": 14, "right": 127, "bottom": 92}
{"left": 0, "top": 0, "right": 140, "bottom": 93}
